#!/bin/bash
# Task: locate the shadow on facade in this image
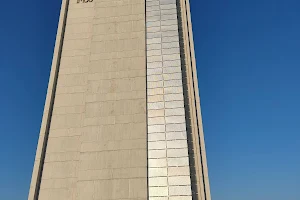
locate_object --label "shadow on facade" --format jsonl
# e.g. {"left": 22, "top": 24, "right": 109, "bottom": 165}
{"left": 177, "top": 0, "right": 202, "bottom": 199}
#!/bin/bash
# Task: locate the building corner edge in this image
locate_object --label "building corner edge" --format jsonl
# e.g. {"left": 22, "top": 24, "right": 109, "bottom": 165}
{"left": 28, "top": 0, "right": 70, "bottom": 199}
{"left": 179, "top": 0, "right": 212, "bottom": 199}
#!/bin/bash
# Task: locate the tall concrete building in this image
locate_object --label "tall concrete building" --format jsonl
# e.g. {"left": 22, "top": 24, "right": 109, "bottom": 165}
{"left": 28, "top": 0, "right": 211, "bottom": 199}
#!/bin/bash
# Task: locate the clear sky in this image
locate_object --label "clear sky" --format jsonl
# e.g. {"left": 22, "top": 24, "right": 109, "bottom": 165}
{"left": 0, "top": 0, "right": 299, "bottom": 199}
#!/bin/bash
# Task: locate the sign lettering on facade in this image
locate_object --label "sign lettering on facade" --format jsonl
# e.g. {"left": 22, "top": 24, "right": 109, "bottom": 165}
{"left": 77, "top": 0, "right": 93, "bottom": 3}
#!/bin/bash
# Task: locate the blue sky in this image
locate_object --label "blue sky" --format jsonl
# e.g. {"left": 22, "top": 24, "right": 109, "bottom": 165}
{"left": 0, "top": 0, "right": 299, "bottom": 199}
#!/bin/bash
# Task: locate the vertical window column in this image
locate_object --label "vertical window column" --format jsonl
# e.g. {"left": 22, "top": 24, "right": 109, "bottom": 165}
{"left": 146, "top": 0, "right": 193, "bottom": 199}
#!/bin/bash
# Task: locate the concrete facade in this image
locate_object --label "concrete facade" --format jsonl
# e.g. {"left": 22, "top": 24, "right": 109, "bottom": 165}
{"left": 28, "top": 0, "right": 211, "bottom": 200}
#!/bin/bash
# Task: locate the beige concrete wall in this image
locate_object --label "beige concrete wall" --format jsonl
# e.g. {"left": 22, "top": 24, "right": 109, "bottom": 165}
{"left": 29, "top": 0, "right": 212, "bottom": 199}
{"left": 29, "top": 0, "right": 147, "bottom": 199}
